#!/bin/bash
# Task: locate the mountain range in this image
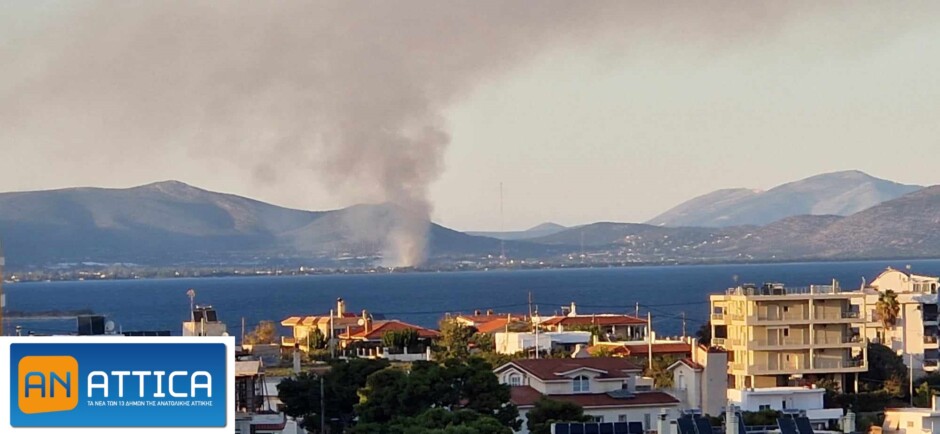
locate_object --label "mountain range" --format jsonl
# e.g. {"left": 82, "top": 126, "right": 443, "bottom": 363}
{"left": 647, "top": 170, "right": 922, "bottom": 227}
{"left": 0, "top": 171, "right": 938, "bottom": 268}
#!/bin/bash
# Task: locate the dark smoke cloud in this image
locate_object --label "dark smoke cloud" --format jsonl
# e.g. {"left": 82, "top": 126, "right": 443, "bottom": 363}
{"left": 2, "top": 1, "right": 929, "bottom": 264}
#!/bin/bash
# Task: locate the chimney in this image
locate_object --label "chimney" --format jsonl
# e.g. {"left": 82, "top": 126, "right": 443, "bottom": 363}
{"left": 474, "top": 309, "right": 481, "bottom": 316}
{"left": 569, "top": 302, "right": 577, "bottom": 316}
{"left": 690, "top": 338, "right": 699, "bottom": 364}
{"left": 336, "top": 298, "right": 345, "bottom": 317}
{"left": 486, "top": 309, "right": 494, "bottom": 316}
{"left": 571, "top": 344, "right": 591, "bottom": 358}
{"left": 362, "top": 309, "right": 371, "bottom": 333}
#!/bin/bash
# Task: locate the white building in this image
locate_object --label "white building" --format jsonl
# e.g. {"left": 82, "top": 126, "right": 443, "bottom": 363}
{"left": 494, "top": 357, "right": 679, "bottom": 434}
{"left": 857, "top": 268, "right": 940, "bottom": 376}
{"left": 494, "top": 331, "right": 592, "bottom": 355}
{"left": 182, "top": 305, "right": 228, "bottom": 337}
{"left": 728, "top": 387, "right": 842, "bottom": 427}
{"left": 667, "top": 345, "right": 728, "bottom": 417}
{"left": 883, "top": 396, "right": 940, "bottom": 434}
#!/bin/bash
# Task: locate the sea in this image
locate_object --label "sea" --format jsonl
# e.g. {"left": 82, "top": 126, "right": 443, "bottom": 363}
{"left": 5, "top": 259, "right": 940, "bottom": 341}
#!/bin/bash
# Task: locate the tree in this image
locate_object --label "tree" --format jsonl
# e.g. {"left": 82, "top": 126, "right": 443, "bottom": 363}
{"left": 351, "top": 408, "right": 513, "bottom": 434}
{"left": 307, "top": 327, "right": 327, "bottom": 350}
{"left": 470, "top": 332, "right": 494, "bottom": 352}
{"left": 382, "top": 329, "right": 419, "bottom": 353}
{"left": 355, "top": 357, "right": 520, "bottom": 429}
{"left": 277, "top": 358, "right": 390, "bottom": 430}
{"left": 876, "top": 290, "right": 901, "bottom": 333}
{"left": 696, "top": 321, "right": 711, "bottom": 346}
{"left": 641, "top": 355, "right": 678, "bottom": 388}
{"left": 245, "top": 320, "right": 278, "bottom": 345}
{"left": 590, "top": 346, "right": 616, "bottom": 357}
{"left": 438, "top": 318, "right": 476, "bottom": 360}
{"left": 526, "top": 397, "right": 591, "bottom": 434}
{"left": 859, "top": 343, "right": 908, "bottom": 395}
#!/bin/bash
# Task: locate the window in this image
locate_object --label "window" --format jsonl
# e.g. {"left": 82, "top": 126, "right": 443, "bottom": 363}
{"left": 508, "top": 373, "right": 522, "bottom": 386}
{"left": 592, "top": 416, "right": 605, "bottom": 423}
{"left": 759, "top": 404, "right": 771, "bottom": 411}
{"left": 619, "top": 415, "right": 628, "bottom": 422}
{"left": 783, "top": 306, "right": 790, "bottom": 312}
{"left": 678, "top": 373, "right": 686, "bottom": 390}
{"left": 573, "top": 375, "right": 590, "bottom": 393}
{"left": 644, "top": 413, "right": 651, "bottom": 429}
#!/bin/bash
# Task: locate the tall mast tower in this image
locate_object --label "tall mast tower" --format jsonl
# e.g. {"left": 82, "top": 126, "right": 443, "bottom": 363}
{"left": 0, "top": 240, "right": 5, "bottom": 336}
{"left": 499, "top": 182, "right": 506, "bottom": 263}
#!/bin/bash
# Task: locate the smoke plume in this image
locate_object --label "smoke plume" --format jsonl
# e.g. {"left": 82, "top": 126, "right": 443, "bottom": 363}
{"left": 4, "top": 1, "right": 919, "bottom": 265}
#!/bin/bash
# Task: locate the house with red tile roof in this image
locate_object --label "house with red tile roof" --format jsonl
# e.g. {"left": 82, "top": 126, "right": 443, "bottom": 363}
{"left": 494, "top": 357, "right": 680, "bottom": 433}
{"left": 539, "top": 302, "right": 648, "bottom": 341}
{"left": 280, "top": 298, "right": 363, "bottom": 352}
{"left": 338, "top": 316, "right": 441, "bottom": 361}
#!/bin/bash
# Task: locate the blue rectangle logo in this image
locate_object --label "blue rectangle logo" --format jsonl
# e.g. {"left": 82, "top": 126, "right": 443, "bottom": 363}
{"left": 10, "top": 342, "right": 227, "bottom": 427}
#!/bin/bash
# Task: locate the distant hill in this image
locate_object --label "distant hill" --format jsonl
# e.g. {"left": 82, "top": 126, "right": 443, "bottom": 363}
{"left": 1, "top": 176, "right": 939, "bottom": 269}
{"left": 648, "top": 171, "right": 922, "bottom": 227}
{"left": 468, "top": 222, "right": 568, "bottom": 240}
{"left": 0, "top": 181, "right": 532, "bottom": 266}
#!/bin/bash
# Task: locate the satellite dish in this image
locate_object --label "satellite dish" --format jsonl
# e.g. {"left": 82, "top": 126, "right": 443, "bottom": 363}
{"left": 357, "top": 318, "right": 365, "bottom": 326}
{"left": 105, "top": 321, "right": 115, "bottom": 333}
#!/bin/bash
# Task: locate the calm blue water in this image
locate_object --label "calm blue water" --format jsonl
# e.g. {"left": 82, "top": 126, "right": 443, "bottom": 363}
{"left": 5, "top": 259, "right": 940, "bottom": 339}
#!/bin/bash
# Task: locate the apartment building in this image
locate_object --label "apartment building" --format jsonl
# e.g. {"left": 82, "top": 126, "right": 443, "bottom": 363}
{"left": 710, "top": 282, "right": 868, "bottom": 390}
{"left": 857, "top": 268, "right": 940, "bottom": 376}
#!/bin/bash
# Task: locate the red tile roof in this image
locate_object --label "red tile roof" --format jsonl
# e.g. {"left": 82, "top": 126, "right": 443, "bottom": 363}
{"left": 668, "top": 358, "right": 703, "bottom": 371}
{"left": 475, "top": 318, "right": 511, "bottom": 334}
{"left": 457, "top": 313, "right": 525, "bottom": 325}
{"left": 340, "top": 320, "right": 441, "bottom": 341}
{"left": 542, "top": 315, "right": 647, "bottom": 327}
{"left": 621, "top": 342, "right": 692, "bottom": 356}
{"left": 496, "top": 357, "right": 641, "bottom": 381}
{"left": 510, "top": 386, "right": 679, "bottom": 409}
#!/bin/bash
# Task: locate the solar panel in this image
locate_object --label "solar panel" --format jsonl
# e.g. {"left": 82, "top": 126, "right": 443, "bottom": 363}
{"left": 694, "top": 417, "right": 714, "bottom": 434}
{"left": 585, "top": 423, "right": 600, "bottom": 434}
{"left": 629, "top": 421, "right": 644, "bottom": 434}
{"left": 555, "top": 424, "right": 571, "bottom": 434}
{"left": 677, "top": 417, "right": 697, "bottom": 434}
{"left": 795, "top": 417, "right": 814, "bottom": 434}
{"left": 736, "top": 413, "right": 747, "bottom": 434}
{"left": 778, "top": 418, "right": 799, "bottom": 434}
{"left": 614, "top": 422, "right": 630, "bottom": 434}
{"left": 571, "top": 424, "right": 585, "bottom": 434}
{"left": 601, "top": 423, "right": 615, "bottom": 434}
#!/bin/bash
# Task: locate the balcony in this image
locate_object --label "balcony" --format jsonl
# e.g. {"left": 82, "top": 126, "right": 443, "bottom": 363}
{"left": 925, "top": 335, "right": 939, "bottom": 345}
{"left": 711, "top": 313, "right": 725, "bottom": 321}
{"left": 813, "top": 359, "right": 865, "bottom": 370}
{"left": 924, "top": 360, "right": 939, "bottom": 371}
{"left": 751, "top": 338, "right": 810, "bottom": 350}
{"left": 712, "top": 338, "right": 726, "bottom": 346}
{"left": 749, "top": 361, "right": 810, "bottom": 375}
{"left": 814, "top": 334, "right": 863, "bottom": 347}
{"left": 814, "top": 311, "right": 861, "bottom": 322}
{"left": 753, "top": 314, "right": 810, "bottom": 324}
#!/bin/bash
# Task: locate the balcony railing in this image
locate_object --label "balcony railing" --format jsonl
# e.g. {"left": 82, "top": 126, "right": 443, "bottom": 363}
{"left": 925, "top": 335, "right": 939, "bottom": 344}
{"left": 712, "top": 338, "right": 726, "bottom": 346}
{"left": 814, "top": 311, "right": 860, "bottom": 321}
{"left": 751, "top": 338, "right": 809, "bottom": 348}
{"left": 814, "top": 335, "right": 862, "bottom": 345}
{"left": 755, "top": 314, "right": 809, "bottom": 322}
{"left": 924, "top": 360, "right": 939, "bottom": 368}
{"left": 926, "top": 314, "right": 939, "bottom": 323}
{"left": 711, "top": 313, "right": 725, "bottom": 321}
{"left": 813, "top": 359, "right": 865, "bottom": 370}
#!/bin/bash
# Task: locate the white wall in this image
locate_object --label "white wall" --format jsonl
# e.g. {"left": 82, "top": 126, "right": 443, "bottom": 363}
{"left": 182, "top": 321, "right": 227, "bottom": 336}
{"left": 728, "top": 388, "right": 824, "bottom": 412}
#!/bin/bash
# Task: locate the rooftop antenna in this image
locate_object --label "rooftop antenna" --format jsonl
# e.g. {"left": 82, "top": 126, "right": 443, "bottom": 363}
{"left": 186, "top": 289, "right": 196, "bottom": 324}
{"left": 499, "top": 182, "right": 506, "bottom": 263}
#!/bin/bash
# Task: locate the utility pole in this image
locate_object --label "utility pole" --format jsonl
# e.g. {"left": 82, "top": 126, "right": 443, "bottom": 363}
{"left": 647, "top": 312, "right": 653, "bottom": 369}
{"left": 635, "top": 302, "right": 639, "bottom": 318}
{"left": 241, "top": 317, "right": 246, "bottom": 345}
{"left": 528, "top": 291, "right": 533, "bottom": 320}
{"left": 320, "top": 375, "right": 326, "bottom": 433}
{"left": 681, "top": 312, "right": 687, "bottom": 337}
{"left": 910, "top": 353, "right": 914, "bottom": 406}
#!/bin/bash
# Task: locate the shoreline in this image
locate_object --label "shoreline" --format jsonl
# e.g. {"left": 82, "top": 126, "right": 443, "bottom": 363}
{"left": 4, "top": 255, "right": 939, "bottom": 284}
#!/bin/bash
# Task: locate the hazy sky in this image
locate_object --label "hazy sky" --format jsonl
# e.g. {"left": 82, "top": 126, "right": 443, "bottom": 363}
{"left": 2, "top": 2, "right": 939, "bottom": 231}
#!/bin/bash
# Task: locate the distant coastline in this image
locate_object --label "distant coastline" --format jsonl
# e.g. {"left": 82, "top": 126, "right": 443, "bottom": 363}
{"left": 4, "top": 255, "right": 939, "bottom": 284}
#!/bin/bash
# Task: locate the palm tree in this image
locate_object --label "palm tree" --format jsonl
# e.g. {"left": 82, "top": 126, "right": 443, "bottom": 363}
{"left": 876, "top": 289, "right": 901, "bottom": 333}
